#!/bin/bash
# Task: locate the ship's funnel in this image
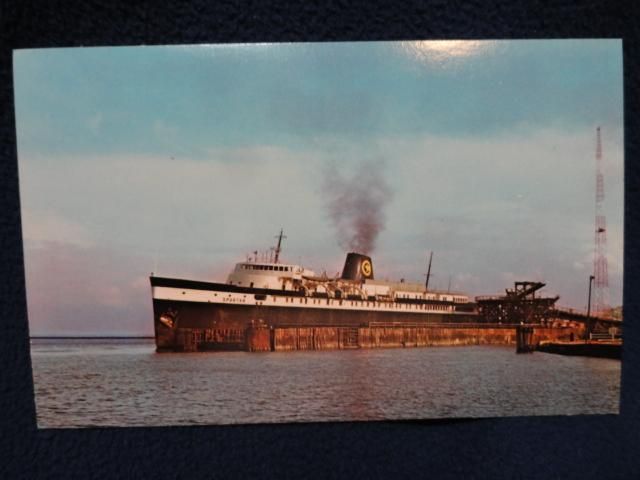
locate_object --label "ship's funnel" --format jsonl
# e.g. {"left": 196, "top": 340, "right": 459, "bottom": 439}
{"left": 341, "top": 252, "right": 374, "bottom": 281}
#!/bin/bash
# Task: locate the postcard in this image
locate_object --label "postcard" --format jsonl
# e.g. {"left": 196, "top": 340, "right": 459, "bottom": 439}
{"left": 14, "top": 40, "right": 623, "bottom": 427}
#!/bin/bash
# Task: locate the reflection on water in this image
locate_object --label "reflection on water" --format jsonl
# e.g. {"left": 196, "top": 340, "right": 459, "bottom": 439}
{"left": 30, "top": 339, "right": 621, "bottom": 428}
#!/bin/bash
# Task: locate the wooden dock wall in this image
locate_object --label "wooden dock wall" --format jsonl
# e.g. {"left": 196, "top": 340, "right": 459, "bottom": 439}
{"left": 164, "top": 324, "right": 583, "bottom": 352}
{"left": 271, "top": 325, "right": 582, "bottom": 351}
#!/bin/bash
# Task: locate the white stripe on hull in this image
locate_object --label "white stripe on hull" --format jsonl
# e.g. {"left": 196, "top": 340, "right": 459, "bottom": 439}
{"left": 152, "top": 286, "right": 469, "bottom": 315}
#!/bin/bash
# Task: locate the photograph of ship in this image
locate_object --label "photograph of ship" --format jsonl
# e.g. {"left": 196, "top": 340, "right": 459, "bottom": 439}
{"left": 14, "top": 40, "right": 623, "bottom": 427}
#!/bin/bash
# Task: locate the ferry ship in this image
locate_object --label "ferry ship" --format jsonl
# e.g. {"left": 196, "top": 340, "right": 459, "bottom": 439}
{"left": 150, "top": 231, "right": 478, "bottom": 351}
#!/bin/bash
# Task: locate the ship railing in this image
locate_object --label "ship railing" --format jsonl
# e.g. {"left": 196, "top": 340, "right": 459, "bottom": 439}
{"left": 474, "top": 295, "right": 507, "bottom": 302}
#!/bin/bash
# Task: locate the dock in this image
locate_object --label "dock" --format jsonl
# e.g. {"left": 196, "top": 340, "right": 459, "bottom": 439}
{"left": 536, "top": 340, "right": 621, "bottom": 359}
{"left": 160, "top": 322, "right": 582, "bottom": 353}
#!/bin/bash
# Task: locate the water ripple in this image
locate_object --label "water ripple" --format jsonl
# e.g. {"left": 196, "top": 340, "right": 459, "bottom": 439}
{"left": 30, "top": 340, "right": 621, "bottom": 428}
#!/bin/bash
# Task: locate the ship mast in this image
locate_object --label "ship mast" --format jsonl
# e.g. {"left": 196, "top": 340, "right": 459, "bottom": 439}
{"left": 425, "top": 251, "right": 433, "bottom": 291}
{"left": 274, "top": 228, "right": 287, "bottom": 264}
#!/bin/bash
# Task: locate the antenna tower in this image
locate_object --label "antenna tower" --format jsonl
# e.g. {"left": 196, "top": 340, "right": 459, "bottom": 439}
{"left": 593, "top": 126, "right": 609, "bottom": 315}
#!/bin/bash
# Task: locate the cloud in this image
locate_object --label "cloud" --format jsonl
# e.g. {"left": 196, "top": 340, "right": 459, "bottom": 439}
{"left": 18, "top": 126, "right": 625, "bottom": 336}
{"left": 369, "top": 128, "right": 624, "bottom": 307}
{"left": 24, "top": 243, "right": 152, "bottom": 335}
{"left": 23, "top": 239, "right": 238, "bottom": 336}
{"left": 87, "top": 112, "right": 103, "bottom": 133}
{"left": 18, "top": 145, "right": 335, "bottom": 283}
{"left": 152, "top": 119, "right": 178, "bottom": 140}
{"left": 14, "top": 41, "right": 622, "bottom": 161}
{"left": 21, "top": 209, "right": 95, "bottom": 248}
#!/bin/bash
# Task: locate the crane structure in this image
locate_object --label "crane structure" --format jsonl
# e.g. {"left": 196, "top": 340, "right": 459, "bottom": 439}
{"left": 475, "top": 281, "right": 560, "bottom": 324}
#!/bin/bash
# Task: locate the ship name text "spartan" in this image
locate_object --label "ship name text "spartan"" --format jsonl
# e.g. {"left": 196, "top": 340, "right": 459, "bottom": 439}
{"left": 222, "top": 297, "right": 247, "bottom": 304}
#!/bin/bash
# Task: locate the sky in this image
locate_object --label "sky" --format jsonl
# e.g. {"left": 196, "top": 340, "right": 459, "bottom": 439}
{"left": 13, "top": 40, "right": 624, "bottom": 336}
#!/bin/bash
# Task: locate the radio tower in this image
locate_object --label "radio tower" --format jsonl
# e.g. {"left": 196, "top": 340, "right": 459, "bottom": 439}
{"left": 593, "top": 126, "right": 609, "bottom": 315}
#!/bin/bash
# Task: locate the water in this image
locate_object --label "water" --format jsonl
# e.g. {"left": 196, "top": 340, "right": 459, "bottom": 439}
{"left": 30, "top": 339, "right": 621, "bottom": 428}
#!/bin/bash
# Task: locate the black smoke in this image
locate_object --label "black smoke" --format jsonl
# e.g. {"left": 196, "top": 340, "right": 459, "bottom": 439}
{"left": 323, "top": 161, "right": 393, "bottom": 254}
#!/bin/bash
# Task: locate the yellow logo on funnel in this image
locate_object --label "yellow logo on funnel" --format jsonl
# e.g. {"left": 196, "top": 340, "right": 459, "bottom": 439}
{"left": 361, "top": 259, "right": 372, "bottom": 277}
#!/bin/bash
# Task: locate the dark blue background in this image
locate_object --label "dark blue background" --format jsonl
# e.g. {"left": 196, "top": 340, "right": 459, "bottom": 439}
{"left": 2, "top": 1, "right": 639, "bottom": 478}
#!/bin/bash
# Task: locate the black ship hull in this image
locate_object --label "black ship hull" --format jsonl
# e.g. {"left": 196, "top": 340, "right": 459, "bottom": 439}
{"left": 152, "top": 298, "right": 479, "bottom": 352}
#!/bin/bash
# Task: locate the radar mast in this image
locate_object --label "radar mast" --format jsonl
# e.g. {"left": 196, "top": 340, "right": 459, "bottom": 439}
{"left": 274, "top": 229, "right": 287, "bottom": 264}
